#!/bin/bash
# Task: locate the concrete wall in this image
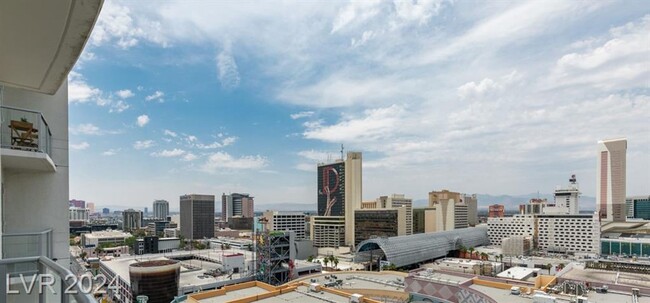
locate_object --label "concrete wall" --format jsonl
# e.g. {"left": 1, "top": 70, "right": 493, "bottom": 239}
{"left": 2, "top": 81, "right": 69, "bottom": 266}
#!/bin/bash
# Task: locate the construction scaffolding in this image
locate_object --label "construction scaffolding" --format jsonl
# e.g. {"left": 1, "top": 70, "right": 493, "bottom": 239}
{"left": 255, "top": 218, "right": 294, "bottom": 285}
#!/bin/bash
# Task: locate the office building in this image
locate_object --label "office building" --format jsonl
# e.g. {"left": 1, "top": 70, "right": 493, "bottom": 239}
{"left": 464, "top": 194, "right": 478, "bottom": 226}
{"left": 221, "top": 193, "right": 254, "bottom": 222}
{"left": 626, "top": 196, "right": 650, "bottom": 220}
{"left": 122, "top": 209, "right": 143, "bottom": 231}
{"left": 601, "top": 237, "right": 650, "bottom": 256}
{"left": 81, "top": 230, "right": 133, "bottom": 248}
{"left": 310, "top": 216, "right": 346, "bottom": 248}
{"left": 488, "top": 204, "right": 505, "bottom": 218}
{"left": 262, "top": 211, "right": 307, "bottom": 239}
{"left": 69, "top": 207, "right": 89, "bottom": 221}
{"left": 454, "top": 203, "right": 468, "bottom": 229}
{"left": 413, "top": 207, "right": 436, "bottom": 234}
{"left": 354, "top": 208, "right": 407, "bottom": 246}
{"left": 180, "top": 194, "right": 215, "bottom": 239}
{"left": 316, "top": 151, "right": 362, "bottom": 247}
{"left": 87, "top": 202, "right": 95, "bottom": 214}
{"left": 228, "top": 216, "right": 254, "bottom": 230}
{"left": 381, "top": 194, "right": 413, "bottom": 235}
{"left": 487, "top": 215, "right": 535, "bottom": 246}
{"left": 143, "top": 207, "right": 148, "bottom": 216}
{"left": 597, "top": 138, "right": 627, "bottom": 222}
{"left": 69, "top": 199, "right": 85, "bottom": 208}
{"left": 536, "top": 214, "right": 600, "bottom": 254}
{"left": 153, "top": 199, "right": 170, "bottom": 219}
{"left": 133, "top": 236, "right": 180, "bottom": 255}
{"left": 103, "top": 208, "right": 110, "bottom": 215}
{"left": 129, "top": 260, "right": 181, "bottom": 303}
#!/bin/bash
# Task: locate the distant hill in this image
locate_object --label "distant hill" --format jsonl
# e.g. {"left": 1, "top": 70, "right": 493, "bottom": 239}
{"left": 254, "top": 203, "right": 316, "bottom": 212}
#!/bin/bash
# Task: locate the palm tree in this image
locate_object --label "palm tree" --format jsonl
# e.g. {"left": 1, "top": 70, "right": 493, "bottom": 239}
{"left": 459, "top": 246, "right": 467, "bottom": 258}
{"left": 332, "top": 256, "right": 339, "bottom": 269}
{"left": 307, "top": 255, "right": 314, "bottom": 262}
{"left": 547, "top": 263, "right": 553, "bottom": 275}
{"left": 468, "top": 247, "right": 475, "bottom": 259}
{"left": 323, "top": 258, "right": 329, "bottom": 268}
{"left": 480, "top": 252, "right": 488, "bottom": 261}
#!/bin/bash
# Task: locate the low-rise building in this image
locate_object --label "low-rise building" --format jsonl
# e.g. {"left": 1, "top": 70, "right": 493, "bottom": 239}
{"left": 502, "top": 235, "right": 533, "bottom": 256}
{"left": 310, "top": 216, "right": 346, "bottom": 248}
{"left": 354, "top": 208, "right": 407, "bottom": 246}
{"left": 134, "top": 236, "right": 180, "bottom": 255}
{"left": 81, "top": 230, "right": 132, "bottom": 248}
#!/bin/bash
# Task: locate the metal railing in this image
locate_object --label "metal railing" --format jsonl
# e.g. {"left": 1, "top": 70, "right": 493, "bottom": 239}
{"left": 0, "top": 256, "right": 96, "bottom": 303}
{"left": 0, "top": 105, "right": 52, "bottom": 156}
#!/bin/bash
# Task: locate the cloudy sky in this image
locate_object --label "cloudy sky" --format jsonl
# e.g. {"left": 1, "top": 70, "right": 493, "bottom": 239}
{"left": 69, "top": 0, "right": 649, "bottom": 210}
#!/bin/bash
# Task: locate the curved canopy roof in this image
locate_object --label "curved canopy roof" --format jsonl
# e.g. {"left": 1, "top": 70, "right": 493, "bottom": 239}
{"left": 355, "top": 227, "right": 490, "bottom": 267}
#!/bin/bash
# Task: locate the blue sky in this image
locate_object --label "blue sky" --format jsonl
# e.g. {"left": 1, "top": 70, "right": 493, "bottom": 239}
{"left": 68, "top": 0, "right": 649, "bottom": 210}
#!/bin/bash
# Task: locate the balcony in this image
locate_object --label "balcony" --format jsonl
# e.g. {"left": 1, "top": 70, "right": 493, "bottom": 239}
{"left": 1, "top": 105, "right": 55, "bottom": 172}
{"left": 0, "top": 256, "right": 95, "bottom": 303}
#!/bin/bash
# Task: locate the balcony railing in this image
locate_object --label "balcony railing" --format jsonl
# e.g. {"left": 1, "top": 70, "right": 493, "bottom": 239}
{"left": 1, "top": 105, "right": 52, "bottom": 156}
{"left": 0, "top": 256, "right": 96, "bottom": 303}
{"left": 3, "top": 229, "right": 53, "bottom": 259}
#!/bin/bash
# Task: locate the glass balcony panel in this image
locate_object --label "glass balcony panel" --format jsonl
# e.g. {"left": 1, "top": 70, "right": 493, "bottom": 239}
{"left": 2, "top": 229, "right": 52, "bottom": 259}
{"left": 0, "top": 105, "right": 54, "bottom": 171}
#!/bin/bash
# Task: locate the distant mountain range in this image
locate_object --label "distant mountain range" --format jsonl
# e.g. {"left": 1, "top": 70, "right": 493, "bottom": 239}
{"left": 97, "top": 193, "right": 596, "bottom": 213}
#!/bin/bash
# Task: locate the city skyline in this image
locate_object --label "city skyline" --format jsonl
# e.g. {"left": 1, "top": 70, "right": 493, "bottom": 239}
{"left": 69, "top": 1, "right": 649, "bottom": 208}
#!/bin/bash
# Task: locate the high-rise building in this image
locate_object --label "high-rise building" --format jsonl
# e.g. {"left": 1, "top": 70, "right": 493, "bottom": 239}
{"left": 123, "top": 209, "right": 143, "bottom": 231}
{"left": 487, "top": 215, "right": 535, "bottom": 246}
{"left": 536, "top": 214, "right": 600, "bottom": 254}
{"left": 310, "top": 216, "right": 346, "bottom": 248}
{"left": 597, "top": 138, "right": 627, "bottom": 222}
{"left": 87, "top": 202, "right": 95, "bottom": 214}
{"left": 316, "top": 151, "right": 362, "bottom": 247}
{"left": 69, "top": 199, "right": 85, "bottom": 208}
{"left": 427, "top": 189, "right": 470, "bottom": 232}
{"left": 519, "top": 198, "right": 550, "bottom": 215}
{"left": 144, "top": 207, "right": 148, "bottom": 216}
{"left": 412, "top": 207, "right": 436, "bottom": 234}
{"left": 221, "top": 193, "right": 254, "bottom": 222}
{"left": 153, "top": 200, "right": 170, "bottom": 219}
{"left": 464, "top": 194, "right": 478, "bottom": 227}
{"left": 381, "top": 194, "right": 413, "bottom": 235}
{"left": 69, "top": 207, "right": 89, "bottom": 222}
{"left": 626, "top": 196, "right": 650, "bottom": 220}
{"left": 354, "top": 208, "right": 407, "bottom": 246}
{"left": 553, "top": 175, "right": 580, "bottom": 215}
{"left": 488, "top": 204, "right": 505, "bottom": 218}
{"left": 103, "top": 208, "right": 110, "bottom": 215}
{"left": 180, "top": 194, "right": 215, "bottom": 239}
{"left": 262, "top": 211, "right": 307, "bottom": 239}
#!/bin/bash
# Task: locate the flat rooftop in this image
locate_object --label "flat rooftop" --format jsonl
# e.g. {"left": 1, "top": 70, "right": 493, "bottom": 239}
{"left": 497, "top": 266, "right": 541, "bottom": 280}
{"left": 293, "top": 271, "right": 408, "bottom": 291}
{"left": 470, "top": 284, "right": 650, "bottom": 303}
{"left": 197, "top": 286, "right": 269, "bottom": 303}
{"left": 561, "top": 263, "right": 650, "bottom": 289}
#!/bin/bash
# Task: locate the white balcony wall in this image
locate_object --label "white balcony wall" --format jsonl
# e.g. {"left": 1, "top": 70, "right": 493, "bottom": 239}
{"left": 1, "top": 80, "right": 69, "bottom": 267}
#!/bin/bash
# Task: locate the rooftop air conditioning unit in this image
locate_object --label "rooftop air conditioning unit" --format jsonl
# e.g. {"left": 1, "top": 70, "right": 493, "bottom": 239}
{"left": 350, "top": 294, "right": 363, "bottom": 303}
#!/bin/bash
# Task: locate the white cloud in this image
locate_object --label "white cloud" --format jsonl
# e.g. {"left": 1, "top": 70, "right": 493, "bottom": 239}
{"left": 102, "top": 149, "right": 119, "bottom": 156}
{"left": 182, "top": 153, "right": 198, "bottom": 162}
{"left": 351, "top": 30, "right": 376, "bottom": 48}
{"left": 110, "top": 100, "right": 130, "bottom": 113}
{"left": 393, "top": 0, "right": 444, "bottom": 26}
{"left": 69, "top": 123, "right": 101, "bottom": 135}
{"left": 297, "top": 150, "right": 331, "bottom": 162}
{"left": 68, "top": 72, "right": 101, "bottom": 103}
{"left": 303, "top": 105, "right": 405, "bottom": 142}
{"left": 133, "top": 140, "right": 155, "bottom": 150}
{"left": 221, "top": 136, "right": 237, "bottom": 146}
{"left": 150, "top": 148, "right": 186, "bottom": 157}
{"left": 137, "top": 115, "right": 150, "bottom": 127}
{"left": 90, "top": 1, "right": 168, "bottom": 49}
{"left": 201, "top": 152, "right": 267, "bottom": 172}
{"left": 145, "top": 91, "right": 165, "bottom": 102}
{"left": 116, "top": 89, "right": 135, "bottom": 99}
{"left": 290, "top": 111, "right": 315, "bottom": 120}
{"left": 457, "top": 71, "right": 521, "bottom": 100}
{"left": 217, "top": 44, "right": 241, "bottom": 89}
{"left": 164, "top": 129, "right": 178, "bottom": 137}
{"left": 70, "top": 142, "right": 90, "bottom": 150}
{"left": 548, "top": 15, "right": 650, "bottom": 91}
{"left": 294, "top": 163, "right": 316, "bottom": 172}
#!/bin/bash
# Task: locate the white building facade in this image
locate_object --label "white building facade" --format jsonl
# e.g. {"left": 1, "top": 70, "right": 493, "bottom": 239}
{"left": 487, "top": 215, "right": 535, "bottom": 246}
{"left": 69, "top": 207, "right": 89, "bottom": 221}
{"left": 263, "top": 211, "right": 307, "bottom": 239}
{"left": 536, "top": 214, "right": 600, "bottom": 254}
{"left": 153, "top": 199, "right": 169, "bottom": 220}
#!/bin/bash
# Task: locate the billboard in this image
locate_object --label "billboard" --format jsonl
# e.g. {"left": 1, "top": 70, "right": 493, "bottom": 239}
{"left": 317, "top": 161, "right": 345, "bottom": 216}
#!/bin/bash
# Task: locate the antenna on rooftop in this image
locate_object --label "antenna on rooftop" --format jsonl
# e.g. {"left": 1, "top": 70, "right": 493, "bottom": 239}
{"left": 341, "top": 144, "right": 344, "bottom": 160}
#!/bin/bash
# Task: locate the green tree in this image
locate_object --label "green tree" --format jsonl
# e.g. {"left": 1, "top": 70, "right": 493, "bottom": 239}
{"left": 178, "top": 235, "right": 186, "bottom": 249}
{"left": 307, "top": 255, "right": 314, "bottom": 262}
{"left": 332, "top": 256, "right": 339, "bottom": 269}
{"left": 124, "top": 236, "right": 137, "bottom": 248}
{"left": 547, "top": 263, "right": 553, "bottom": 275}
{"left": 468, "top": 247, "right": 475, "bottom": 259}
{"left": 94, "top": 246, "right": 103, "bottom": 256}
{"left": 480, "top": 252, "right": 489, "bottom": 261}
{"left": 79, "top": 251, "right": 87, "bottom": 260}
{"left": 323, "top": 257, "right": 329, "bottom": 268}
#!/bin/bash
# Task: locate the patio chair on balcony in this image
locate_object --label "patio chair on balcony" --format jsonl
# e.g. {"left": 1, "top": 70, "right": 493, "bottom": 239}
{"left": 9, "top": 120, "right": 38, "bottom": 150}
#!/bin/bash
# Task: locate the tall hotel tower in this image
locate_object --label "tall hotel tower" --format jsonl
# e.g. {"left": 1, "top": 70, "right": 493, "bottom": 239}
{"left": 596, "top": 138, "right": 627, "bottom": 222}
